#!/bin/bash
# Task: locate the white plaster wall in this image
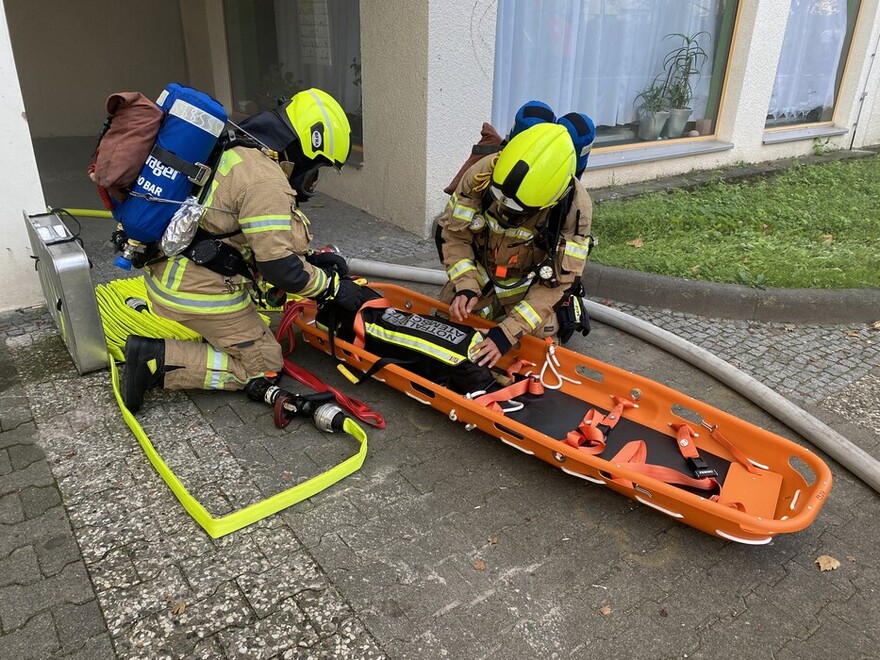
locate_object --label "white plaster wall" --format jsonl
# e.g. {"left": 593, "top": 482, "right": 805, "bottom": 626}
{"left": 0, "top": 1, "right": 46, "bottom": 311}
{"left": 849, "top": 0, "right": 880, "bottom": 147}
{"left": 423, "top": 0, "right": 496, "bottom": 235}
{"left": 317, "top": 1, "right": 429, "bottom": 237}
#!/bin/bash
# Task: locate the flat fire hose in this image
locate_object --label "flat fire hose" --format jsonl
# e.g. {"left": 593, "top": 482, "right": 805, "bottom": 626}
{"left": 96, "top": 277, "right": 367, "bottom": 538}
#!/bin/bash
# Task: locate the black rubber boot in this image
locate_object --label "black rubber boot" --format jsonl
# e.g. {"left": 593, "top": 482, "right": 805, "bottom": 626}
{"left": 123, "top": 336, "right": 166, "bottom": 413}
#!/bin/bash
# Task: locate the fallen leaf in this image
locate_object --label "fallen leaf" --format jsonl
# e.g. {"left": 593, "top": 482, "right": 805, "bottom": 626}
{"left": 761, "top": 223, "right": 770, "bottom": 235}
{"left": 784, "top": 325, "right": 796, "bottom": 333}
{"left": 815, "top": 555, "right": 841, "bottom": 572}
{"left": 691, "top": 264, "right": 702, "bottom": 274}
{"left": 847, "top": 555, "right": 857, "bottom": 562}
{"left": 170, "top": 601, "right": 187, "bottom": 615}
{"left": 821, "top": 234, "right": 834, "bottom": 244}
{"left": 659, "top": 608, "right": 668, "bottom": 618}
{"left": 847, "top": 331, "right": 861, "bottom": 338}
{"left": 599, "top": 604, "right": 613, "bottom": 616}
{"left": 487, "top": 535, "right": 498, "bottom": 546}
{"left": 473, "top": 560, "right": 486, "bottom": 571}
{"left": 871, "top": 321, "right": 880, "bottom": 331}
{"left": 626, "top": 237, "right": 644, "bottom": 248}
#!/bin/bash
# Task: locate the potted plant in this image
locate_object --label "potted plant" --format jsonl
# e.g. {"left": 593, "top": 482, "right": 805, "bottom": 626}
{"left": 252, "top": 63, "right": 302, "bottom": 111}
{"left": 634, "top": 78, "right": 669, "bottom": 141}
{"left": 660, "top": 31, "right": 709, "bottom": 138}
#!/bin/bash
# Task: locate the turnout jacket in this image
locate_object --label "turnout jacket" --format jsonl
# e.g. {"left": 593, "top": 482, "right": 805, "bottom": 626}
{"left": 438, "top": 154, "right": 593, "bottom": 345}
{"left": 146, "top": 146, "right": 329, "bottom": 315}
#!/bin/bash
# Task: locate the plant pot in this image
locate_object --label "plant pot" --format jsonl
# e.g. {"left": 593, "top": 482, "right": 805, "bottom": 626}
{"left": 663, "top": 107, "right": 693, "bottom": 138}
{"left": 638, "top": 110, "right": 670, "bottom": 141}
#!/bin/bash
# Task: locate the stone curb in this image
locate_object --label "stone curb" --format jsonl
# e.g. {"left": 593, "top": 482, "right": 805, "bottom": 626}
{"left": 585, "top": 263, "right": 880, "bottom": 324}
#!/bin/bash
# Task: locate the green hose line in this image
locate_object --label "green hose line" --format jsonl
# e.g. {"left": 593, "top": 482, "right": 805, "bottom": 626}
{"left": 97, "top": 277, "right": 368, "bottom": 537}
{"left": 63, "top": 208, "right": 114, "bottom": 219}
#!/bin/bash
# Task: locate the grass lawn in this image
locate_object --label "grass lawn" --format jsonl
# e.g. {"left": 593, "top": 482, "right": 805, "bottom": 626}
{"left": 590, "top": 154, "right": 880, "bottom": 289}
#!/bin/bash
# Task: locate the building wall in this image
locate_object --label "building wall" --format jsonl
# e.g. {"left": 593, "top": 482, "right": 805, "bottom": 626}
{"left": 4, "top": 0, "right": 187, "bottom": 137}
{"left": 423, "top": 0, "right": 496, "bottom": 235}
{"left": 0, "top": 0, "right": 46, "bottom": 311}
{"left": 851, "top": 2, "right": 880, "bottom": 147}
{"left": 317, "top": 0, "right": 429, "bottom": 237}
{"left": 415, "top": 0, "right": 880, "bottom": 195}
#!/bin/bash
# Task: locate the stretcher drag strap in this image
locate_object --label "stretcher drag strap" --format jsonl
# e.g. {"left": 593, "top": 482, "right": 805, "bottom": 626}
{"left": 565, "top": 395, "right": 637, "bottom": 454}
{"left": 275, "top": 300, "right": 386, "bottom": 428}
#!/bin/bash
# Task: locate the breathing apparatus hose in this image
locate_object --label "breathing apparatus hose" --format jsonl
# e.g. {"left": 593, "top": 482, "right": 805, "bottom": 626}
{"left": 344, "top": 257, "right": 880, "bottom": 496}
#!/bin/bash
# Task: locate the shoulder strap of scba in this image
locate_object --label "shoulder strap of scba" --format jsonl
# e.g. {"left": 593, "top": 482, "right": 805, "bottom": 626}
{"left": 478, "top": 182, "right": 576, "bottom": 258}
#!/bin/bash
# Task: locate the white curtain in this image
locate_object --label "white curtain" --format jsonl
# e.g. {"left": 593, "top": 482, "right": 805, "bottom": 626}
{"left": 274, "top": 0, "right": 361, "bottom": 114}
{"left": 492, "top": 0, "right": 721, "bottom": 130}
{"left": 768, "top": 0, "right": 848, "bottom": 120}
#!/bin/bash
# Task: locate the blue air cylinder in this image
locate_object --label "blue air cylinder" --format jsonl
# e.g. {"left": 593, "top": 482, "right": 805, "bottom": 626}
{"left": 112, "top": 84, "right": 227, "bottom": 252}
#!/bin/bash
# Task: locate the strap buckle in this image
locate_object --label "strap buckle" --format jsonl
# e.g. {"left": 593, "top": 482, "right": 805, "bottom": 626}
{"left": 687, "top": 455, "right": 718, "bottom": 479}
{"left": 188, "top": 162, "right": 212, "bottom": 186}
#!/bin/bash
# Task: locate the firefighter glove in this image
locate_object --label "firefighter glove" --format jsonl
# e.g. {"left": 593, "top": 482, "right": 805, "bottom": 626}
{"left": 307, "top": 250, "right": 349, "bottom": 276}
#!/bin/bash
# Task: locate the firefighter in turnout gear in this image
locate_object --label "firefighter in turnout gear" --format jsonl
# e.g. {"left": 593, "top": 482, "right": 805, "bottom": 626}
{"left": 123, "top": 88, "right": 367, "bottom": 413}
{"left": 437, "top": 122, "right": 593, "bottom": 369}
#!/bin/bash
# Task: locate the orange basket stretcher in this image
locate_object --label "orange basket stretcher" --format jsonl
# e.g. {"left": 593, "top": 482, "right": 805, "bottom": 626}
{"left": 292, "top": 283, "right": 832, "bottom": 544}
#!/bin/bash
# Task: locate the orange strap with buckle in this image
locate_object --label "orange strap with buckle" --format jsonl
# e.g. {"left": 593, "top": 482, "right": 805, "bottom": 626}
{"left": 564, "top": 395, "right": 637, "bottom": 454}
{"left": 606, "top": 440, "right": 721, "bottom": 493}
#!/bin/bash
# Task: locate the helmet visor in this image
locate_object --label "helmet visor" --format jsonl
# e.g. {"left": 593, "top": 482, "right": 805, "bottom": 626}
{"left": 490, "top": 185, "right": 526, "bottom": 214}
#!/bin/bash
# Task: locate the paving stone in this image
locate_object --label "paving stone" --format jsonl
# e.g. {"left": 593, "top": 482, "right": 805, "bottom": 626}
{"left": 0, "top": 491, "right": 24, "bottom": 524}
{"left": 0, "top": 545, "right": 41, "bottom": 587}
{"left": 53, "top": 599, "right": 109, "bottom": 655}
{"left": 0, "top": 561, "right": 95, "bottom": 631}
{"left": 19, "top": 484, "right": 61, "bottom": 520}
{"left": 0, "top": 460, "right": 54, "bottom": 497}
{"left": 112, "top": 581, "right": 254, "bottom": 659}
{"left": 217, "top": 597, "right": 320, "bottom": 659}
{"left": 55, "top": 633, "right": 116, "bottom": 660}
{"left": 8, "top": 443, "right": 45, "bottom": 471}
{"left": 0, "top": 506, "right": 71, "bottom": 560}
{"left": 0, "top": 449, "right": 10, "bottom": 476}
{"left": 35, "top": 527, "right": 82, "bottom": 577}
{"left": 0, "top": 612, "right": 60, "bottom": 658}
{"left": 236, "top": 551, "right": 326, "bottom": 618}
{"left": 0, "top": 394, "right": 34, "bottom": 432}
{"left": 0, "top": 421, "right": 38, "bottom": 450}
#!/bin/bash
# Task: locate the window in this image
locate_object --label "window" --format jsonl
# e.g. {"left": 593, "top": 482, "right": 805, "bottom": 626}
{"left": 492, "top": 0, "right": 739, "bottom": 149}
{"left": 224, "top": 0, "right": 363, "bottom": 162}
{"left": 766, "top": 0, "right": 860, "bottom": 128}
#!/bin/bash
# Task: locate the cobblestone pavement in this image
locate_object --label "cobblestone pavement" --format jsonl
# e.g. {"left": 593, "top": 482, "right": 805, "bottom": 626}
{"left": 2, "top": 193, "right": 878, "bottom": 659}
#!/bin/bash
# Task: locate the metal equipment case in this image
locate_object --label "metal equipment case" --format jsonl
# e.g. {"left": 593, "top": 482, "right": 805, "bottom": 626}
{"left": 23, "top": 211, "right": 108, "bottom": 374}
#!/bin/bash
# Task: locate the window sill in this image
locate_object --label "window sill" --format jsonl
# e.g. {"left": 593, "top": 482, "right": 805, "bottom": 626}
{"left": 586, "top": 140, "right": 734, "bottom": 171}
{"left": 762, "top": 125, "right": 848, "bottom": 145}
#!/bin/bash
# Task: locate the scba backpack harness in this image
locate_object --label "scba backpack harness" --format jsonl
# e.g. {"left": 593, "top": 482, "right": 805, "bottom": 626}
{"left": 92, "top": 83, "right": 251, "bottom": 279}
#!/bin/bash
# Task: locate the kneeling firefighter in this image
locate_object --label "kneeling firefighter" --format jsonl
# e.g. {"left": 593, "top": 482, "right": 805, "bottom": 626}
{"left": 437, "top": 122, "right": 594, "bottom": 369}
{"left": 123, "top": 88, "right": 369, "bottom": 413}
